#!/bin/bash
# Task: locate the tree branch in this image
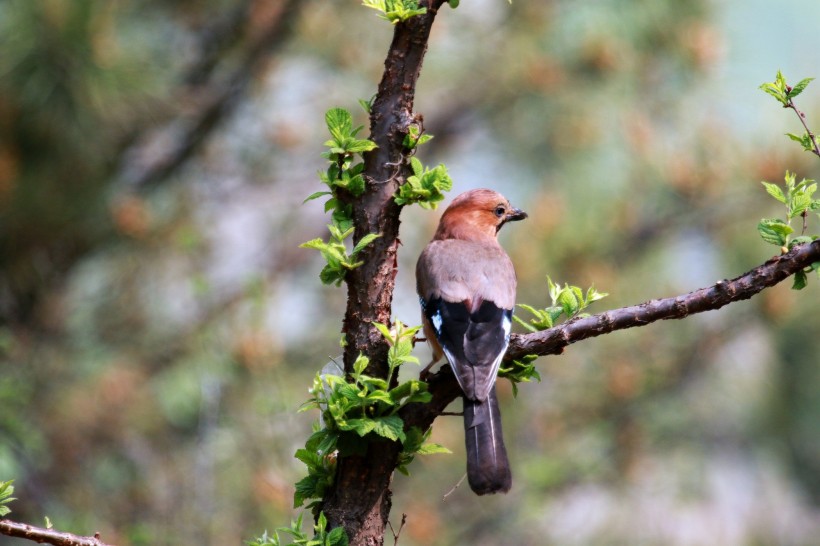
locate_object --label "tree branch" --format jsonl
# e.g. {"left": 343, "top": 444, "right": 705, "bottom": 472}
{"left": 0, "top": 519, "right": 114, "bottom": 546}
{"left": 402, "top": 241, "right": 820, "bottom": 430}
{"left": 508, "top": 241, "right": 820, "bottom": 359}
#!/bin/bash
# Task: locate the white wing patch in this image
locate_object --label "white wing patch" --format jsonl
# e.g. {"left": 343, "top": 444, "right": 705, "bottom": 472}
{"left": 431, "top": 310, "right": 443, "bottom": 336}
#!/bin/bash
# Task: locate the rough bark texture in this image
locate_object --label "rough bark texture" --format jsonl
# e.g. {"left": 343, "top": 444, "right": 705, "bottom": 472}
{"left": 323, "top": 3, "right": 448, "bottom": 545}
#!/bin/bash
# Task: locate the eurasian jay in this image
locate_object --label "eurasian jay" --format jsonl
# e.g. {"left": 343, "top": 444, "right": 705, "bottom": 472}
{"left": 416, "top": 188, "right": 527, "bottom": 495}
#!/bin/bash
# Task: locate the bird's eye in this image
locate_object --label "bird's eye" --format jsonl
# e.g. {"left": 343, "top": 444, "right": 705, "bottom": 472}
{"left": 494, "top": 205, "right": 506, "bottom": 218}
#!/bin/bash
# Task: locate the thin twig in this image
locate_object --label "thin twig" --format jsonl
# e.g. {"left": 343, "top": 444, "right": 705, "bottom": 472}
{"left": 787, "top": 96, "right": 820, "bottom": 157}
{"left": 0, "top": 519, "right": 115, "bottom": 546}
{"left": 387, "top": 513, "right": 407, "bottom": 546}
{"left": 442, "top": 474, "right": 467, "bottom": 501}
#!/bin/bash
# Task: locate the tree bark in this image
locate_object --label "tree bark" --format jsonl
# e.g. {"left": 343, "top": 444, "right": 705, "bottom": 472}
{"left": 324, "top": 2, "right": 448, "bottom": 545}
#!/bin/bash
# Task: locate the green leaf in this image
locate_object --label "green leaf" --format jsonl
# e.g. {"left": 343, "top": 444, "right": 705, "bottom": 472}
{"left": 372, "top": 322, "right": 393, "bottom": 341}
{"left": 761, "top": 181, "right": 787, "bottom": 203}
{"left": 304, "top": 191, "right": 332, "bottom": 203}
{"left": 0, "top": 480, "right": 14, "bottom": 517}
{"left": 346, "top": 139, "right": 378, "bottom": 154}
{"left": 789, "top": 77, "right": 814, "bottom": 98}
{"left": 358, "top": 96, "right": 374, "bottom": 114}
{"left": 757, "top": 218, "right": 792, "bottom": 246}
{"left": 557, "top": 287, "right": 579, "bottom": 317}
{"left": 789, "top": 235, "right": 814, "bottom": 248}
{"left": 293, "top": 474, "right": 319, "bottom": 508}
{"left": 512, "top": 314, "right": 538, "bottom": 332}
{"left": 791, "top": 192, "right": 812, "bottom": 218}
{"left": 792, "top": 269, "right": 808, "bottom": 290}
{"left": 325, "top": 108, "right": 353, "bottom": 143}
{"left": 372, "top": 415, "right": 406, "bottom": 442}
{"left": 351, "top": 233, "right": 382, "bottom": 257}
{"left": 319, "top": 265, "right": 345, "bottom": 286}
{"left": 759, "top": 82, "right": 787, "bottom": 106}
{"left": 584, "top": 285, "right": 609, "bottom": 305}
{"left": 416, "top": 442, "right": 452, "bottom": 455}
{"left": 785, "top": 132, "right": 814, "bottom": 152}
{"left": 326, "top": 526, "right": 349, "bottom": 546}
{"left": 394, "top": 162, "right": 453, "bottom": 208}
{"left": 388, "top": 380, "right": 428, "bottom": 404}
{"left": 409, "top": 156, "right": 423, "bottom": 177}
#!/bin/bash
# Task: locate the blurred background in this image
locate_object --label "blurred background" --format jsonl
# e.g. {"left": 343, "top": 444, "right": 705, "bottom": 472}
{"left": 1, "top": 0, "right": 820, "bottom": 544}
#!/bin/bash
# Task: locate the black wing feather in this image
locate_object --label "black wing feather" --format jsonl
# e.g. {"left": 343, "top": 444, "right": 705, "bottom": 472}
{"left": 423, "top": 296, "right": 511, "bottom": 401}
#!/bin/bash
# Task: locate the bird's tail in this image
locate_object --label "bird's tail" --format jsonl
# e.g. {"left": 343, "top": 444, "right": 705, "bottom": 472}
{"left": 463, "top": 385, "right": 511, "bottom": 495}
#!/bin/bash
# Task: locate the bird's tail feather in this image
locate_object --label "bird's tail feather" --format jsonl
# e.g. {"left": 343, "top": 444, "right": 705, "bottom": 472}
{"left": 463, "top": 386, "right": 511, "bottom": 495}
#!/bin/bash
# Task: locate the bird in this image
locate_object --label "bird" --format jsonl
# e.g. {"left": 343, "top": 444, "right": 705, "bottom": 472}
{"left": 415, "top": 188, "right": 527, "bottom": 495}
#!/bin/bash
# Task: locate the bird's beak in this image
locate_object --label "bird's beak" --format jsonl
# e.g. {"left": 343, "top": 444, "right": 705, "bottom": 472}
{"left": 506, "top": 207, "right": 528, "bottom": 222}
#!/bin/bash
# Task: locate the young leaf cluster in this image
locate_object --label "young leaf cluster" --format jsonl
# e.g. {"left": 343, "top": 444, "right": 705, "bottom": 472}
{"left": 759, "top": 70, "right": 814, "bottom": 108}
{"left": 514, "top": 277, "right": 608, "bottom": 332}
{"left": 248, "top": 513, "right": 348, "bottom": 546}
{"left": 0, "top": 479, "right": 15, "bottom": 517}
{"left": 302, "top": 108, "right": 380, "bottom": 286}
{"left": 505, "top": 278, "right": 607, "bottom": 389}
{"left": 394, "top": 157, "right": 453, "bottom": 209}
{"left": 758, "top": 171, "right": 820, "bottom": 289}
{"left": 498, "top": 354, "right": 540, "bottom": 396}
{"left": 759, "top": 71, "right": 820, "bottom": 156}
{"left": 402, "top": 124, "right": 433, "bottom": 151}
{"left": 396, "top": 426, "right": 450, "bottom": 476}
{"left": 300, "top": 226, "right": 381, "bottom": 287}
{"left": 294, "top": 322, "right": 448, "bottom": 507}
{"left": 361, "top": 0, "right": 427, "bottom": 23}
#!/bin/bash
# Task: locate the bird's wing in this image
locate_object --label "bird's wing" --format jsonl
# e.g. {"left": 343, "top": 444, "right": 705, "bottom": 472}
{"left": 416, "top": 240, "right": 516, "bottom": 401}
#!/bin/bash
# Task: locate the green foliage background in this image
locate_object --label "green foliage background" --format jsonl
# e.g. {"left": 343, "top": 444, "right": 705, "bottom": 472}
{"left": 1, "top": 1, "right": 820, "bottom": 544}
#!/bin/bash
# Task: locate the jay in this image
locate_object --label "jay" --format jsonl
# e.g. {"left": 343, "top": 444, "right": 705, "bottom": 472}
{"left": 416, "top": 188, "right": 527, "bottom": 495}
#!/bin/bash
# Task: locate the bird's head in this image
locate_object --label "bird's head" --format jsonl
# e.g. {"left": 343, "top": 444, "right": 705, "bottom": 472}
{"left": 435, "top": 188, "right": 528, "bottom": 241}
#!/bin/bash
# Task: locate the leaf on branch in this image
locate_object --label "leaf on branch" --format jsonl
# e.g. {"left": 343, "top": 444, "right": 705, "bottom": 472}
{"left": 792, "top": 269, "right": 808, "bottom": 290}
{"left": 361, "top": 0, "right": 427, "bottom": 23}
{"left": 761, "top": 181, "right": 787, "bottom": 203}
{"left": 351, "top": 233, "right": 382, "bottom": 257}
{"left": 757, "top": 218, "right": 793, "bottom": 246}
{"left": 394, "top": 161, "right": 453, "bottom": 209}
{"left": 789, "top": 77, "right": 815, "bottom": 99}
{"left": 326, "top": 108, "right": 353, "bottom": 143}
{"left": 0, "top": 480, "right": 14, "bottom": 516}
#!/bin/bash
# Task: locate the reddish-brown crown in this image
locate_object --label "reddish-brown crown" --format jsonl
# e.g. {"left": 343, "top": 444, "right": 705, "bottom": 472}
{"left": 433, "top": 189, "right": 527, "bottom": 242}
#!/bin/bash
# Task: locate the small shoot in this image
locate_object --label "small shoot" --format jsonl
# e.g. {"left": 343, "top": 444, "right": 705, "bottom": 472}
{"left": 760, "top": 71, "right": 820, "bottom": 156}
{"left": 361, "top": 0, "right": 427, "bottom": 24}
{"left": 302, "top": 107, "right": 381, "bottom": 287}
{"left": 394, "top": 157, "right": 453, "bottom": 209}
{"left": 247, "top": 512, "right": 348, "bottom": 546}
{"left": 758, "top": 171, "right": 820, "bottom": 289}
{"left": 0, "top": 479, "right": 15, "bottom": 517}
{"left": 300, "top": 219, "right": 381, "bottom": 287}
{"left": 514, "top": 277, "right": 609, "bottom": 332}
